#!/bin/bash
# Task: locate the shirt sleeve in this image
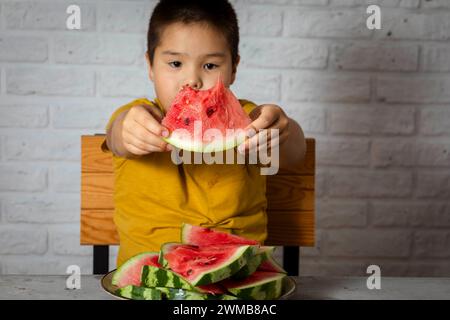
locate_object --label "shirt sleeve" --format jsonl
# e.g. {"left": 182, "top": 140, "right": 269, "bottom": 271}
{"left": 100, "top": 98, "right": 157, "bottom": 153}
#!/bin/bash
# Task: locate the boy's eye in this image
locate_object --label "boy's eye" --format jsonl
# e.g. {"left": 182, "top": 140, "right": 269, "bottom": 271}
{"left": 204, "top": 63, "right": 218, "bottom": 70}
{"left": 169, "top": 61, "right": 182, "bottom": 68}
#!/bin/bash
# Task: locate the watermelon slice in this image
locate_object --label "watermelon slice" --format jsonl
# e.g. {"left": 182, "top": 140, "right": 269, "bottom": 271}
{"left": 141, "top": 265, "right": 193, "bottom": 290}
{"left": 232, "top": 246, "right": 275, "bottom": 280}
{"left": 161, "top": 79, "right": 252, "bottom": 153}
{"left": 116, "top": 285, "right": 162, "bottom": 300}
{"left": 257, "top": 255, "right": 287, "bottom": 274}
{"left": 160, "top": 242, "right": 256, "bottom": 286}
{"left": 221, "top": 271, "right": 286, "bottom": 300}
{"left": 112, "top": 252, "right": 160, "bottom": 288}
{"left": 155, "top": 287, "right": 237, "bottom": 300}
{"left": 181, "top": 223, "right": 260, "bottom": 246}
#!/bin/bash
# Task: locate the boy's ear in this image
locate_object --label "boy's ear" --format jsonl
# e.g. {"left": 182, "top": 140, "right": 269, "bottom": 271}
{"left": 230, "top": 55, "right": 240, "bottom": 85}
{"left": 145, "top": 52, "right": 154, "bottom": 82}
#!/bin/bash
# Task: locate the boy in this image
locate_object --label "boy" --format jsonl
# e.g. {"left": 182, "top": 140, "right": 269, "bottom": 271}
{"left": 102, "top": 0, "right": 306, "bottom": 267}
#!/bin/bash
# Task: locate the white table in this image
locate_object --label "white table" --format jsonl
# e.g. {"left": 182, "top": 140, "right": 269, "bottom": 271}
{"left": 1, "top": 276, "right": 449, "bottom": 300}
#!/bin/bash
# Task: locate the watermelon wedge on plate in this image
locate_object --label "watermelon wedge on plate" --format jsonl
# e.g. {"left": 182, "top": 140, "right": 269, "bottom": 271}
{"left": 112, "top": 252, "right": 160, "bottom": 288}
{"left": 159, "top": 242, "right": 256, "bottom": 286}
{"left": 161, "top": 78, "right": 252, "bottom": 153}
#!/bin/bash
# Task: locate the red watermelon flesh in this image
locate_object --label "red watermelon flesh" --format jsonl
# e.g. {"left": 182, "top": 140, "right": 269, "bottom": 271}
{"left": 161, "top": 243, "right": 256, "bottom": 286}
{"left": 112, "top": 252, "right": 161, "bottom": 288}
{"left": 161, "top": 78, "right": 252, "bottom": 152}
{"left": 257, "top": 255, "right": 287, "bottom": 274}
{"left": 181, "top": 223, "right": 260, "bottom": 246}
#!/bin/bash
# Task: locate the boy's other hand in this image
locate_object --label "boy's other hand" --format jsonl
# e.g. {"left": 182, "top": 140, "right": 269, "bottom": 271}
{"left": 120, "top": 104, "right": 172, "bottom": 156}
{"left": 238, "top": 104, "right": 290, "bottom": 154}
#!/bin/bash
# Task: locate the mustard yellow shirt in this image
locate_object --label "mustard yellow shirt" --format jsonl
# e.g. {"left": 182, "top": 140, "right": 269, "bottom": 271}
{"left": 101, "top": 98, "right": 267, "bottom": 267}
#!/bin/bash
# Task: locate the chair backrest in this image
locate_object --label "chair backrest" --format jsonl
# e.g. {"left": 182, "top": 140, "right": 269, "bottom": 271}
{"left": 81, "top": 135, "right": 315, "bottom": 247}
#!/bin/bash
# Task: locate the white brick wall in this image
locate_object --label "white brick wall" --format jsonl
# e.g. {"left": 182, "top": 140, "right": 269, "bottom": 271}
{"left": 0, "top": 0, "right": 449, "bottom": 277}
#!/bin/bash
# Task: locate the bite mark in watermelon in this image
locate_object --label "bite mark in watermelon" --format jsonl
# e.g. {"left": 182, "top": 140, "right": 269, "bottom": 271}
{"left": 181, "top": 223, "right": 260, "bottom": 246}
{"left": 160, "top": 242, "right": 256, "bottom": 286}
{"left": 161, "top": 79, "right": 252, "bottom": 153}
{"left": 112, "top": 252, "right": 160, "bottom": 288}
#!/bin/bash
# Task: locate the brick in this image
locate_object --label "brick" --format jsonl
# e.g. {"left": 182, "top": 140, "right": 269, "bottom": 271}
{"left": 416, "top": 171, "right": 450, "bottom": 199}
{"left": 285, "top": 73, "right": 370, "bottom": 103}
{"left": 331, "top": 0, "right": 419, "bottom": 7}
{"left": 52, "top": 104, "right": 115, "bottom": 129}
{"left": 0, "top": 105, "right": 48, "bottom": 128}
{"left": 413, "top": 231, "right": 450, "bottom": 258}
{"left": 316, "top": 169, "right": 327, "bottom": 198}
{"left": 422, "top": 45, "right": 450, "bottom": 72}
{"left": 98, "top": 69, "right": 154, "bottom": 98}
{"left": 420, "top": 107, "right": 450, "bottom": 136}
{"left": 317, "top": 138, "right": 369, "bottom": 166}
{"left": 285, "top": 8, "right": 372, "bottom": 39}
{"left": 323, "top": 229, "right": 412, "bottom": 257}
{"left": 416, "top": 141, "right": 450, "bottom": 167}
{"left": 411, "top": 203, "right": 450, "bottom": 228}
{"left": 51, "top": 227, "right": 91, "bottom": 256}
{"left": 7, "top": 67, "right": 95, "bottom": 96}
{"left": 377, "top": 76, "right": 450, "bottom": 104}
{"left": 330, "top": 43, "right": 418, "bottom": 71}
{"left": 328, "top": 169, "right": 413, "bottom": 198}
{"left": 282, "top": 103, "right": 326, "bottom": 133}
{"left": 237, "top": 6, "right": 283, "bottom": 37}
{"left": 49, "top": 164, "right": 80, "bottom": 193}
{"left": 233, "top": 70, "right": 281, "bottom": 102}
{"left": 422, "top": 0, "right": 450, "bottom": 8}
{"left": 0, "top": 37, "right": 47, "bottom": 62}
{"left": 370, "top": 202, "right": 412, "bottom": 227}
{"left": 0, "top": 165, "right": 46, "bottom": 192}
{"left": 329, "top": 105, "right": 415, "bottom": 136}
{"left": 3, "top": 257, "right": 92, "bottom": 275}
{"left": 98, "top": 1, "right": 155, "bottom": 33}
{"left": 5, "top": 133, "right": 80, "bottom": 161}
{"left": 54, "top": 34, "right": 144, "bottom": 65}
{"left": 317, "top": 200, "right": 367, "bottom": 228}
{"left": 0, "top": 226, "right": 47, "bottom": 255}
{"left": 4, "top": 2, "right": 95, "bottom": 31}
{"left": 240, "top": 38, "right": 327, "bottom": 69}
{"left": 379, "top": 11, "right": 450, "bottom": 41}
{"left": 372, "top": 139, "right": 415, "bottom": 168}
{"left": 5, "top": 194, "right": 79, "bottom": 223}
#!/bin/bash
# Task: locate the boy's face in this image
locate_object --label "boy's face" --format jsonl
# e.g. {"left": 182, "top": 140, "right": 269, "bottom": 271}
{"left": 145, "top": 22, "right": 239, "bottom": 112}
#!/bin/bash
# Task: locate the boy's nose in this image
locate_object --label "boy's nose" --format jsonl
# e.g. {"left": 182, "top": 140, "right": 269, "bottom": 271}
{"left": 184, "top": 77, "right": 202, "bottom": 90}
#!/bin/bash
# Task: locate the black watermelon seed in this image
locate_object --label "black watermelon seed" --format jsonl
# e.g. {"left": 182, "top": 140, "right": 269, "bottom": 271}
{"left": 206, "top": 107, "right": 215, "bottom": 117}
{"left": 184, "top": 118, "right": 190, "bottom": 125}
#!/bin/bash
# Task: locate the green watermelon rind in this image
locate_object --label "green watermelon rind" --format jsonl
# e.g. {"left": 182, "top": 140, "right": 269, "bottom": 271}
{"left": 232, "top": 246, "right": 275, "bottom": 280}
{"left": 141, "top": 265, "right": 193, "bottom": 290}
{"left": 160, "top": 242, "right": 257, "bottom": 286}
{"left": 112, "top": 251, "right": 159, "bottom": 287}
{"left": 163, "top": 131, "right": 247, "bottom": 153}
{"left": 258, "top": 254, "right": 287, "bottom": 274}
{"left": 115, "top": 285, "right": 162, "bottom": 300}
{"left": 225, "top": 273, "right": 286, "bottom": 300}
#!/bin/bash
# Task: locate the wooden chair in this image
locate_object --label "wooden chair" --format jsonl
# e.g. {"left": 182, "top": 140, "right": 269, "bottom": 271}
{"left": 81, "top": 135, "right": 315, "bottom": 276}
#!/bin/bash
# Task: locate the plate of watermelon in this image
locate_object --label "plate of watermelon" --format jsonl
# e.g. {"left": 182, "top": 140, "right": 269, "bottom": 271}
{"left": 101, "top": 224, "right": 296, "bottom": 300}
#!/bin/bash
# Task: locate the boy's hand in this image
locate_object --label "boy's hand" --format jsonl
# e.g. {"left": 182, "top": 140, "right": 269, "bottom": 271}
{"left": 119, "top": 104, "right": 172, "bottom": 156}
{"left": 238, "top": 104, "right": 290, "bottom": 154}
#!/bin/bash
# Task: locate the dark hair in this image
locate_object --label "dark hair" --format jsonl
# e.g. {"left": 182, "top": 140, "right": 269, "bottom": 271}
{"left": 147, "top": 0, "right": 240, "bottom": 67}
